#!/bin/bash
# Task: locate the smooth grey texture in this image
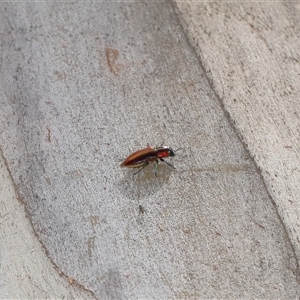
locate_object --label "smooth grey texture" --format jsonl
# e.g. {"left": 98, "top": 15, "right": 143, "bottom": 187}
{"left": 0, "top": 2, "right": 299, "bottom": 299}
{"left": 174, "top": 1, "right": 300, "bottom": 265}
{"left": 0, "top": 150, "right": 96, "bottom": 299}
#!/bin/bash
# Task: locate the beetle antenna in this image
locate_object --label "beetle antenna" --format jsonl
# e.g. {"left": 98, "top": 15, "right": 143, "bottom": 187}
{"left": 174, "top": 147, "right": 183, "bottom": 153}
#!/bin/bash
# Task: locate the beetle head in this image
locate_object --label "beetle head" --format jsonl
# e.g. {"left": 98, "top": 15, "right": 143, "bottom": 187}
{"left": 168, "top": 147, "right": 175, "bottom": 157}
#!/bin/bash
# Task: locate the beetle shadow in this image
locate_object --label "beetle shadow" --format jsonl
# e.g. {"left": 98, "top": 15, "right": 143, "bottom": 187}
{"left": 117, "top": 163, "right": 175, "bottom": 200}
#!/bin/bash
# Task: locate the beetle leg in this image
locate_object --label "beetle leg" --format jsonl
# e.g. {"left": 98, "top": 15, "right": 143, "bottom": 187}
{"left": 154, "top": 160, "right": 159, "bottom": 177}
{"left": 133, "top": 163, "right": 148, "bottom": 175}
{"left": 160, "top": 158, "right": 176, "bottom": 169}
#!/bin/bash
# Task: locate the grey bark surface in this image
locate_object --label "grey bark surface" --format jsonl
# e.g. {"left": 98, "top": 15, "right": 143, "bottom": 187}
{"left": 174, "top": 1, "right": 300, "bottom": 265}
{"left": 0, "top": 2, "right": 299, "bottom": 299}
{"left": 0, "top": 150, "right": 96, "bottom": 299}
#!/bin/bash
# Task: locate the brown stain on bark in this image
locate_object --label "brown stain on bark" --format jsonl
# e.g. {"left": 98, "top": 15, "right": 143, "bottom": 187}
{"left": 105, "top": 48, "right": 120, "bottom": 75}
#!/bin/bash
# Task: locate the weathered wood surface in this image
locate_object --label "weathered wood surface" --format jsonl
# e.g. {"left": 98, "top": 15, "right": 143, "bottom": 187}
{"left": 0, "top": 2, "right": 299, "bottom": 299}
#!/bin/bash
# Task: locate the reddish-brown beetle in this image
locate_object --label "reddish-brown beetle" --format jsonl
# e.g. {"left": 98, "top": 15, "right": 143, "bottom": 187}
{"left": 120, "top": 145, "right": 176, "bottom": 176}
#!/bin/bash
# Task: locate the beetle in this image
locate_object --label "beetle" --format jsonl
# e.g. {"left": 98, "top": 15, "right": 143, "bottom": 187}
{"left": 120, "top": 145, "right": 176, "bottom": 176}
